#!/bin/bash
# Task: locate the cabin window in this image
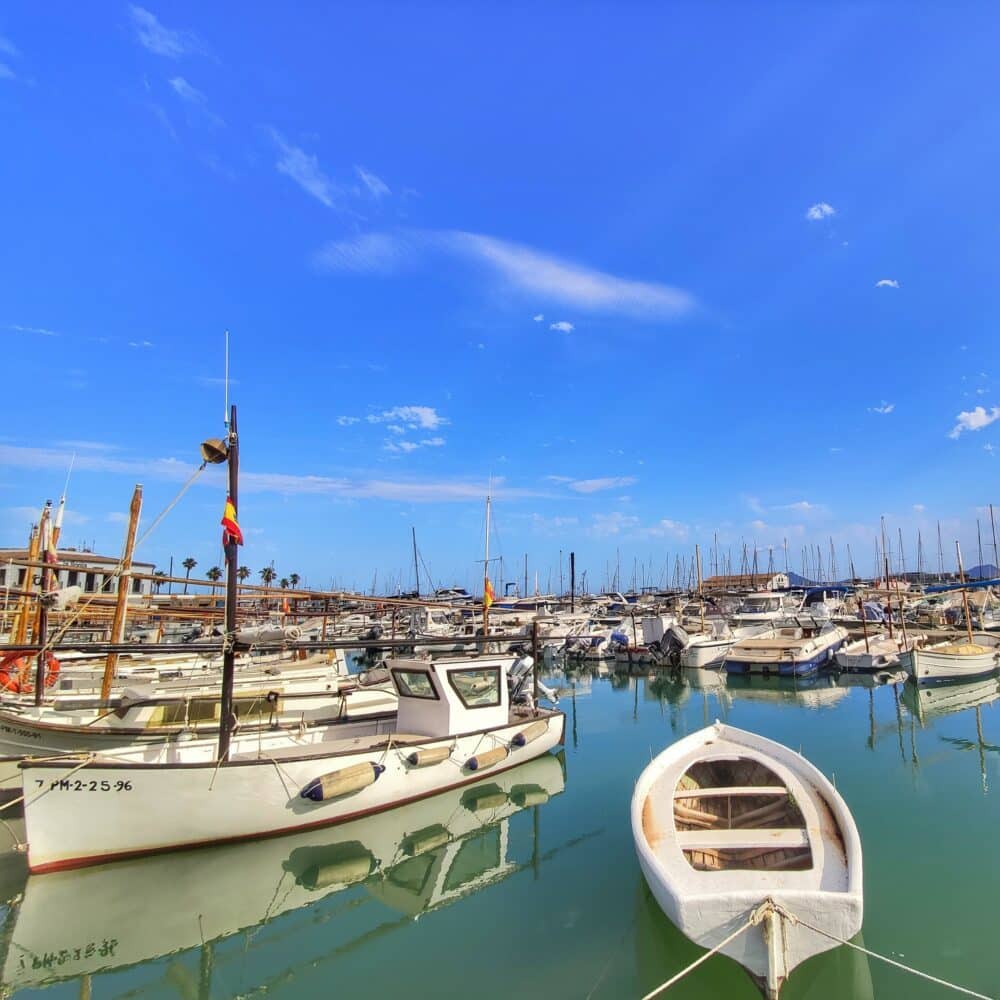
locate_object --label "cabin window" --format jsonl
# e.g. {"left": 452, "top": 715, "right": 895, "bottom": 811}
{"left": 447, "top": 667, "right": 501, "bottom": 709}
{"left": 67, "top": 570, "right": 79, "bottom": 587}
{"left": 392, "top": 669, "right": 438, "bottom": 700}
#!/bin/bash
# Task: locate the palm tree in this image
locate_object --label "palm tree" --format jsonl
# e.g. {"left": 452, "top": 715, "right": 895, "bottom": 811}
{"left": 153, "top": 570, "right": 168, "bottom": 594}
{"left": 280, "top": 577, "right": 289, "bottom": 589}
{"left": 206, "top": 566, "right": 222, "bottom": 594}
{"left": 289, "top": 573, "right": 300, "bottom": 588}
{"left": 260, "top": 567, "right": 276, "bottom": 588}
{"left": 182, "top": 557, "right": 197, "bottom": 594}
{"left": 237, "top": 566, "right": 251, "bottom": 584}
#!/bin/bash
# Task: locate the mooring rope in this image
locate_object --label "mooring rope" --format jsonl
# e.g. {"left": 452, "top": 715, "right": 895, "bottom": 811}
{"left": 640, "top": 898, "right": 994, "bottom": 1000}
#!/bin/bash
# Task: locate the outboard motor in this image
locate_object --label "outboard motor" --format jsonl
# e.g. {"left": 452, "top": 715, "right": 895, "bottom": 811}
{"left": 508, "top": 654, "right": 558, "bottom": 706}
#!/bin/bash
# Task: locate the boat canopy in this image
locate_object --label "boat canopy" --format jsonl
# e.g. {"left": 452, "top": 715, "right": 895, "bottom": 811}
{"left": 924, "top": 577, "right": 1000, "bottom": 594}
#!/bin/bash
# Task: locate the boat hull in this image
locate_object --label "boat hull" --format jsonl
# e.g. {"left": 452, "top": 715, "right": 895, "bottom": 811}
{"left": 724, "top": 641, "right": 842, "bottom": 677}
{"left": 900, "top": 645, "right": 1000, "bottom": 684}
{"left": 20, "top": 710, "right": 565, "bottom": 874}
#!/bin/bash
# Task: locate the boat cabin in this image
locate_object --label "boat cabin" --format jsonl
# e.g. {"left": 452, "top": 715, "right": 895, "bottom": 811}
{"left": 389, "top": 658, "right": 510, "bottom": 737}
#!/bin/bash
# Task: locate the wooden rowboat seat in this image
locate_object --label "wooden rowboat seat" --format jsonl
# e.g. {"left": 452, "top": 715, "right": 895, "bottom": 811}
{"left": 676, "top": 828, "right": 809, "bottom": 851}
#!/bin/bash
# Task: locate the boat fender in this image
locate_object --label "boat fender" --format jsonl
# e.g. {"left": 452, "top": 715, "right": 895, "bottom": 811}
{"left": 0, "top": 651, "right": 60, "bottom": 694}
{"left": 406, "top": 745, "right": 452, "bottom": 767}
{"left": 510, "top": 783, "right": 549, "bottom": 807}
{"left": 300, "top": 762, "right": 385, "bottom": 802}
{"left": 293, "top": 843, "right": 376, "bottom": 890}
{"left": 465, "top": 745, "right": 508, "bottom": 771}
{"left": 461, "top": 784, "right": 508, "bottom": 812}
{"left": 511, "top": 720, "right": 548, "bottom": 748}
{"left": 400, "top": 823, "right": 451, "bottom": 856}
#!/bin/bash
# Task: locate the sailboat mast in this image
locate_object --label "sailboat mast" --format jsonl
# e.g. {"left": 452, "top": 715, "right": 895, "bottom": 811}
{"left": 411, "top": 526, "right": 420, "bottom": 597}
{"left": 956, "top": 541, "right": 975, "bottom": 645}
{"left": 991, "top": 504, "right": 999, "bottom": 574}
{"left": 482, "top": 490, "right": 491, "bottom": 636}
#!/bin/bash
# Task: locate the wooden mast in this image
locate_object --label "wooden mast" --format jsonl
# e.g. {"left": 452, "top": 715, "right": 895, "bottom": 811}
{"left": 101, "top": 485, "right": 143, "bottom": 701}
{"left": 956, "top": 541, "right": 975, "bottom": 646}
{"left": 33, "top": 503, "right": 53, "bottom": 706}
{"left": 218, "top": 405, "right": 240, "bottom": 763}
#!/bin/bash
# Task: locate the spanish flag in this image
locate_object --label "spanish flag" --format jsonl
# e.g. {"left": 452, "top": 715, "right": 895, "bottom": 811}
{"left": 483, "top": 577, "right": 495, "bottom": 610}
{"left": 221, "top": 496, "right": 244, "bottom": 546}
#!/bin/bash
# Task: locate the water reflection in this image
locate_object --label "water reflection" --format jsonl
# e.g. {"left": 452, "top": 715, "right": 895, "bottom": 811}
{"left": 0, "top": 751, "right": 567, "bottom": 993}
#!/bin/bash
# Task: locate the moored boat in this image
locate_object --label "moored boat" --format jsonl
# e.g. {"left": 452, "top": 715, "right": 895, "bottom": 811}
{"left": 724, "top": 623, "right": 847, "bottom": 677}
{"left": 20, "top": 655, "right": 564, "bottom": 873}
{"left": 898, "top": 634, "right": 1000, "bottom": 685}
{"left": 631, "top": 722, "right": 863, "bottom": 998}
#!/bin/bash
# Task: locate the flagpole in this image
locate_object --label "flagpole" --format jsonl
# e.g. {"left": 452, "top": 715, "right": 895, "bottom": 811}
{"left": 218, "top": 404, "right": 239, "bottom": 763}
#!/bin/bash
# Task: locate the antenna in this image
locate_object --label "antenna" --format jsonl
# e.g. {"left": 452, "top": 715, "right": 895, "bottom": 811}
{"left": 224, "top": 330, "right": 230, "bottom": 428}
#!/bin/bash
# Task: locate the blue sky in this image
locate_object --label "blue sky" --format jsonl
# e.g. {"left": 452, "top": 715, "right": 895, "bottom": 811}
{"left": 2, "top": 3, "right": 1000, "bottom": 592}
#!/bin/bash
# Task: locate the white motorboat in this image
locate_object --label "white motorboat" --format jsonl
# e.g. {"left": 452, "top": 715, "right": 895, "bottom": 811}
{"left": 899, "top": 633, "right": 1000, "bottom": 685}
{"left": 680, "top": 623, "right": 774, "bottom": 669}
{"left": 724, "top": 623, "right": 848, "bottom": 677}
{"left": 631, "top": 723, "right": 863, "bottom": 998}
{"left": 835, "top": 631, "right": 927, "bottom": 672}
{"left": 20, "top": 655, "right": 564, "bottom": 873}
{"left": 730, "top": 592, "right": 795, "bottom": 628}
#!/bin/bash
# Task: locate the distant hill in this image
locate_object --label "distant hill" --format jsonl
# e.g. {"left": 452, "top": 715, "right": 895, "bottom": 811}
{"left": 967, "top": 564, "right": 999, "bottom": 580}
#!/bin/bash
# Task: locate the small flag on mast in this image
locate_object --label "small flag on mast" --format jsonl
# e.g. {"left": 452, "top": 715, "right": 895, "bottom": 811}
{"left": 221, "top": 496, "right": 244, "bottom": 546}
{"left": 483, "top": 577, "right": 495, "bottom": 610}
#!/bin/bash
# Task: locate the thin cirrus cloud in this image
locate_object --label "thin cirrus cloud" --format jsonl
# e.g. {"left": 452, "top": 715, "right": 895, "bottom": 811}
{"left": 875, "top": 279, "right": 900, "bottom": 289}
{"left": 0, "top": 443, "right": 541, "bottom": 502}
{"left": 868, "top": 401, "right": 894, "bottom": 415}
{"left": 384, "top": 436, "right": 446, "bottom": 454}
{"left": 550, "top": 321, "right": 574, "bottom": 333}
{"left": 129, "top": 6, "right": 205, "bottom": 59}
{"left": 9, "top": 323, "right": 57, "bottom": 337}
{"left": 568, "top": 476, "right": 637, "bottom": 494}
{"left": 271, "top": 131, "right": 340, "bottom": 210}
{"left": 366, "top": 406, "right": 448, "bottom": 430}
{"left": 949, "top": 406, "right": 1000, "bottom": 439}
{"left": 805, "top": 202, "right": 835, "bottom": 221}
{"left": 355, "top": 166, "right": 390, "bottom": 199}
{"left": 316, "top": 230, "right": 695, "bottom": 320}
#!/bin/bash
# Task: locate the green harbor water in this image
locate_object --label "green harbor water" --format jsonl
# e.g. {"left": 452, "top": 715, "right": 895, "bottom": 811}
{"left": 2, "top": 664, "right": 999, "bottom": 999}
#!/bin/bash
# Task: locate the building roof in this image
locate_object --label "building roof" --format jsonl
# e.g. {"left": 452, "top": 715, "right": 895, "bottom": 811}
{"left": 0, "top": 548, "right": 156, "bottom": 569}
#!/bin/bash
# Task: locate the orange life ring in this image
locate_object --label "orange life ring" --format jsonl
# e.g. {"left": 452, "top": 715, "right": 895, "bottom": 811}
{"left": 0, "top": 651, "right": 60, "bottom": 694}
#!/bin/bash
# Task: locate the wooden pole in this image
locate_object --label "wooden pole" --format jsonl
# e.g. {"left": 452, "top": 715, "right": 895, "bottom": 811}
{"left": 33, "top": 505, "right": 53, "bottom": 706}
{"left": 531, "top": 618, "right": 539, "bottom": 703}
{"left": 101, "top": 485, "right": 143, "bottom": 701}
{"left": 218, "top": 405, "right": 239, "bottom": 763}
{"left": 13, "top": 524, "right": 40, "bottom": 645}
{"left": 956, "top": 541, "right": 975, "bottom": 645}
{"left": 570, "top": 552, "right": 575, "bottom": 613}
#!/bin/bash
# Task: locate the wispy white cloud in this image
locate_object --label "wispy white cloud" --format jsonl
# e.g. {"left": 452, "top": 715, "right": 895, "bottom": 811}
{"left": 128, "top": 340, "right": 154, "bottom": 348}
{"left": 315, "top": 232, "right": 412, "bottom": 274}
{"left": 315, "top": 229, "right": 695, "bottom": 319}
{"left": 949, "top": 405, "right": 1000, "bottom": 439}
{"left": 355, "top": 166, "right": 390, "bottom": 199}
{"left": 336, "top": 416, "right": 360, "bottom": 426}
{"left": 441, "top": 231, "right": 694, "bottom": 319}
{"left": 384, "top": 435, "right": 446, "bottom": 454}
{"left": 569, "top": 476, "right": 637, "bottom": 494}
{"left": 913, "top": 503, "right": 926, "bottom": 512}
{"left": 0, "top": 63, "right": 14, "bottom": 81}
{"left": 129, "top": 6, "right": 204, "bottom": 59}
{"left": 56, "top": 440, "right": 118, "bottom": 452}
{"left": 196, "top": 376, "right": 240, "bottom": 388}
{"left": 806, "top": 202, "right": 835, "bottom": 221}
{"left": 529, "top": 513, "right": 579, "bottom": 534}
{"left": 875, "top": 278, "right": 900, "bottom": 289}
{"left": 9, "top": 323, "right": 57, "bottom": 337}
{"left": 271, "top": 131, "right": 340, "bottom": 209}
{"left": 868, "top": 401, "right": 895, "bottom": 415}
{"left": 169, "top": 76, "right": 204, "bottom": 103}
{"left": 147, "top": 103, "right": 178, "bottom": 141}
{"left": 986, "top": 443, "right": 997, "bottom": 456}
{"left": 367, "top": 406, "right": 447, "bottom": 430}
{"left": 532, "top": 314, "right": 544, "bottom": 322}
{"left": 550, "top": 320, "right": 574, "bottom": 333}
{"left": 776, "top": 500, "right": 821, "bottom": 513}
{"left": 642, "top": 518, "right": 689, "bottom": 540}
{"left": 0, "top": 443, "right": 540, "bottom": 502}
{"left": 589, "top": 511, "right": 640, "bottom": 537}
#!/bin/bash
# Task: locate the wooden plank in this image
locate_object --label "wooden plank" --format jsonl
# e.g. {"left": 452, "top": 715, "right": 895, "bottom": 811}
{"left": 676, "top": 828, "right": 808, "bottom": 851}
{"left": 674, "top": 786, "right": 786, "bottom": 799}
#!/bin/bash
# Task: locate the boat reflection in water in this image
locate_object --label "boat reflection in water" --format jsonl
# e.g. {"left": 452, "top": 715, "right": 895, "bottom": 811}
{"left": 901, "top": 675, "right": 1000, "bottom": 726}
{"left": 1, "top": 751, "right": 566, "bottom": 992}
{"left": 724, "top": 673, "right": 849, "bottom": 710}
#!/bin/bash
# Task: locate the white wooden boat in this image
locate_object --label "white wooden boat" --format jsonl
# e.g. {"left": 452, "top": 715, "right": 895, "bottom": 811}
{"left": 2, "top": 750, "right": 565, "bottom": 989}
{"left": 724, "top": 624, "right": 848, "bottom": 677}
{"left": 835, "top": 632, "right": 927, "bottom": 672}
{"left": 898, "top": 633, "right": 1000, "bottom": 684}
{"left": 20, "top": 656, "right": 564, "bottom": 873}
{"left": 632, "top": 723, "right": 863, "bottom": 998}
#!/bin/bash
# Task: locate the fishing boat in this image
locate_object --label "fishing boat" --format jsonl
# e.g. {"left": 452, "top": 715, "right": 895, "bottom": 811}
{"left": 724, "top": 623, "right": 848, "bottom": 677}
{"left": 20, "top": 654, "right": 564, "bottom": 873}
{"left": 898, "top": 634, "right": 1000, "bottom": 684}
{"left": 2, "top": 750, "right": 566, "bottom": 989}
{"left": 631, "top": 722, "right": 863, "bottom": 998}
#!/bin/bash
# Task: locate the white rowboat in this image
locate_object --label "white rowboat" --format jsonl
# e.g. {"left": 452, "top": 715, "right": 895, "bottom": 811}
{"left": 631, "top": 723, "right": 863, "bottom": 998}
